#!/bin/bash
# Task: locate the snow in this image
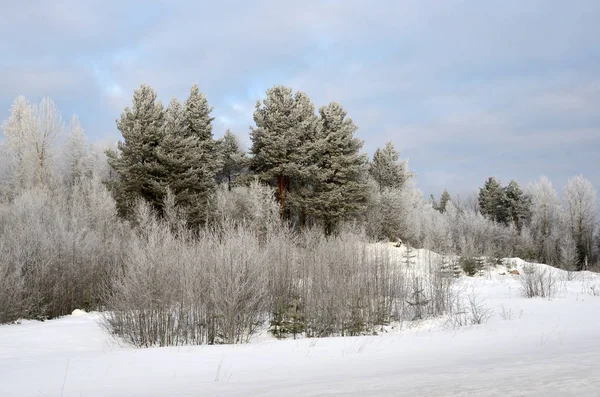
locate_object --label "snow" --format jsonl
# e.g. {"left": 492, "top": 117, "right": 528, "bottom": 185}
{"left": 2, "top": 251, "right": 600, "bottom": 397}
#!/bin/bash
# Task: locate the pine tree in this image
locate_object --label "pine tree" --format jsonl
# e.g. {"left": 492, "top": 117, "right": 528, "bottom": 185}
{"left": 347, "top": 297, "right": 366, "bottom": 336}
{"left": 452, "top": 259, "right": 462, "bottom": 278}
{"left": 475, "top": 257, "right": 486, "bottom": 276}
{"left": 249, "top": 86, "right": 318, "bottom": 220}
{"left": 478, "top": 177, "right": 509, "bottom": 224}
{"left": 403, "top": 243, "right": 416, "bottom": 267}
{"left": 369, "top": 142, "right": 411, "bottom": 192}
{"left": 429, "top": 194, "right": 439, "bottom": 211}
{"left": 439, "top": 257, "right": 453, "bottom": 278}
{"left": 504, "top": 180, "right": 531, "bottom": 233}
{"left": 157, "top": 85, "right": 219, "bottom": 227}
{"left": 407, "top": 277, "right": 430, "bottom": 320}
{"left": 270, "top": 295, "right": 306, "bottom": 339}
{"left": 106, "top": 84, "right": 165, "bottom": 217}
{"left": 307, "top": 102, "right": 369, "bottom": 234}
{"left": 216, "top": 129, "right": 247, "bottom": 191}
{"left": 439, "top": 189, "right": 451, "bottom": 214}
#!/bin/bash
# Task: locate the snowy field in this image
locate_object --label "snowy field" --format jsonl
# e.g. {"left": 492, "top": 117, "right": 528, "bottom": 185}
{"left": 2, "top": 251, "right": 600, "bottom": 397}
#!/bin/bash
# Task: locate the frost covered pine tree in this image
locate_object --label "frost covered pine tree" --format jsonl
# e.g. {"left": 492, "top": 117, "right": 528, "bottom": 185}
{"left": 369, "top": 141, "right": 410, "bottom": 192}
{"left": 504, "top": 180, "right": 531, "bottom": 233}
{"left": 365, "top": 141, "right": 415, "bottom": 241}
{"left": 478, "top": 177, "right": 509, "bottom": 225}
{"left": 307, "top": 102, "right": 369, "bottom": 234}
{"left": 106, "top": 84, "right": 165, "bottom": 217}
{"left": 157, "top": 86, "right": 219, "bottom": 227}
{"left": 439, "top": 189, "right": 451, "bottom": 214}
{"left": 431, "top": 189, "right": 451, "bottom": 214}
{"left": 216, "top": 129, "right": 247, "bottom": 191}
{"left": 250, "top": 86, "right": 318, "bottom": 220}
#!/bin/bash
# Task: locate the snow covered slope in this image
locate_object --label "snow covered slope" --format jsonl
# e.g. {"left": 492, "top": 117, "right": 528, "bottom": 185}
{"left": 2, "top": 253, "right": 600, "bottom": 397}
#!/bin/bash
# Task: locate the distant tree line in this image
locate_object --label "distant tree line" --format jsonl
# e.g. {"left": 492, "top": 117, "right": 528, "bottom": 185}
{"left": 0, "top": 86, "right": 597, "bottom": 344}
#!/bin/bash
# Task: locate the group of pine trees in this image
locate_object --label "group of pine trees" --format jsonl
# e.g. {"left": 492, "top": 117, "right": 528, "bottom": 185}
{"left": 105, "top": 84, "right": 242, "bottom": 227}
{"left": 474, "top": 176, "right": 597, "bottom": 270}
{"left": 249, "top": 86, "right": 369, "bottom": 233}
{"left": 478, "top": 177, "right": 532, "bottom": 232}
{"left": 105, "top": 84, "right": 410, "bottom": 235}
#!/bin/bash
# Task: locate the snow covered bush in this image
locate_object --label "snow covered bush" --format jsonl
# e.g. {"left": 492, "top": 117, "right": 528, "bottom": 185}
{"left": 467, "top": 292, "right": 493, "bottom": 324}
{"left": 519, "top": 264, "right": 558, "bottom": 298}
{"left": 445, "top": 290, "right": 492, "bottom": 329}
{"left": 212, "top": 179, "right": 280, "bottom": 239}
{"left": 0, "top": 177, "right": 126, "bottom": 323}
{"left": 0, "top": 258, "right": 26, "bottom": 324}
{"left": 104, "top": 203, "right": 269, "bottom": 347}
{"left": 459, "top": 257, "right": 480, "bottom": 277}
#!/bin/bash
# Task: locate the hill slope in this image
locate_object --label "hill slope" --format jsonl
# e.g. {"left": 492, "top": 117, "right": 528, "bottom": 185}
{"left": 2, "top": 248, "right": 600, "bottom": 397}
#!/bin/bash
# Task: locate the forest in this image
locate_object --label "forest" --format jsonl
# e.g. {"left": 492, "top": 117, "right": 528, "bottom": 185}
{"left": 0, "top": 84, "right": 597, "bottom": 347}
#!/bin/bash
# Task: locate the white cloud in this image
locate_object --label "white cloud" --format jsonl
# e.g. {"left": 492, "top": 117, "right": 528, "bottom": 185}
{"left": 1, "top": 0, "right": 599, "bottom": 194}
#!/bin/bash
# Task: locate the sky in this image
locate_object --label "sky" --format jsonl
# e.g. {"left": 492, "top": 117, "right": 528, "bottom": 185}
{"left": 1, "top": 0, "right": 599, "bottom": 197}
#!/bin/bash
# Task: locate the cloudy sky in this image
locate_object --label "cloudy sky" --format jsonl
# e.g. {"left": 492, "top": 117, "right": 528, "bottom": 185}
{"left": 1, "top": 0, "right": 599, "bottom": 196}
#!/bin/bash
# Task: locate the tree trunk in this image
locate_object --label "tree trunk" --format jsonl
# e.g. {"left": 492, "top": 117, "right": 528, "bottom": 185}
{"left": 278, "top": 175, "right": 289, "bottom": 220}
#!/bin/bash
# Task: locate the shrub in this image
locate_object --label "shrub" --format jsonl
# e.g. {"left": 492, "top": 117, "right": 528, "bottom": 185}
{"left": 103, "top": 204, "right": 268, "bottom": 347}
{"left": 459, "top": 257, "right": 479, "bottom": 276}
{"left": 0, "top": 178, "right": 126, "bottom": 323}
{"left": 519, "top": 264, "right": 558, "bottom": 298}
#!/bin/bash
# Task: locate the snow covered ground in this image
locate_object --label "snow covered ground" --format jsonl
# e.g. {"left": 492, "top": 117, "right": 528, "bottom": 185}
{"left": 2, "top": 251, "right": 600, "bottom": 397}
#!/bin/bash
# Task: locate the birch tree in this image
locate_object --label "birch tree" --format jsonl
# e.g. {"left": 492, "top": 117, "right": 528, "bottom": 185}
{"left": 2, "top": 96, "right": 63, "bottom": 191}
{"left": 528, "top": 176, "right": 561, "bottom": 264}
{"left": 563, "top": 175, "right": 597, "bottom": 269}
{"left": 63, "top": 115, "right": 89, "bottom": 186}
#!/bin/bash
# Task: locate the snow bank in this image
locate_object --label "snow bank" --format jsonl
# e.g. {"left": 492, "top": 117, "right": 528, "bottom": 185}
{"left": 2, "top": 250, "right": 600, "bottom": 396}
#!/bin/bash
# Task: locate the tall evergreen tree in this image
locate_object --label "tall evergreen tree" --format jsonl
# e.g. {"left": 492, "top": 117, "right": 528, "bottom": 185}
{"left": 429, "top": 190, "right": 450, "bottom": 213}
{"left": 438, "top": 189, "right": 451, "bottom": 214}
{"left": 307, "top": 102, "right": 368, "bottom": 234}
{"left": 216, "top": 129, "right": 247, "bottom": 191}
{"left": 504, "top": 180, "right": 531, "bottom": 232}
{"left": 106, "top": 84, "right": 165, "bottom": 216}
{"left": 369, "top": 142, "right": 410, "bottom": 192}
{"left": 429, "top": 194, "right": 439, "bottom": 211}
{"left": 249, "top": 86, "right": 318, "bottom": 220}
{"left": 478, "top": 177, "right": 509, "bottom": 224}
{"left": 157, "top": 85, "right": 219, "bottom": 227}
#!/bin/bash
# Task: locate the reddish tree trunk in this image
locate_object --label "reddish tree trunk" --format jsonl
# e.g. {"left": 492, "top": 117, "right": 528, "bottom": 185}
{"left": 278, "top": 175, "right": 288, "bottom": 219}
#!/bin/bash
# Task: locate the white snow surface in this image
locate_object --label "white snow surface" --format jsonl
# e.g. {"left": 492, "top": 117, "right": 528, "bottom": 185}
{"left": 2, "top": 247, "right": 600, "bottom": 397}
